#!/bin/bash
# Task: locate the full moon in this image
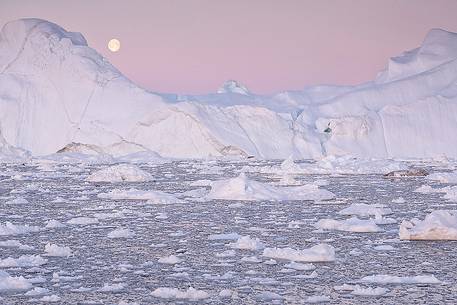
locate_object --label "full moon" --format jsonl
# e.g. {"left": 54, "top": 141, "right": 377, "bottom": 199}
{"left": 108, "top": 38, "right": 120, "bottom": 52}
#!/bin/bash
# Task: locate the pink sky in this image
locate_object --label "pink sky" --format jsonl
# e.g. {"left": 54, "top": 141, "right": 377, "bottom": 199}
{"left": 2, "top": 0, "right": 457, "bottom": 94}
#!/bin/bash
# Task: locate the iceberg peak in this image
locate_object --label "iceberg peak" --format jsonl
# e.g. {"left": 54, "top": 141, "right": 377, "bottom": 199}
{"left": 376, "top": 28, "right": 457, "bottom": 83}
{"left": 217, "top": 80, "right": 251, "bottom": 95}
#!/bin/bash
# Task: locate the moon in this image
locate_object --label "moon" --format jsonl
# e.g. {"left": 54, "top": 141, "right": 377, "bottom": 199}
{"left": 108, "top": 38, "right": 120, "bottom": 52}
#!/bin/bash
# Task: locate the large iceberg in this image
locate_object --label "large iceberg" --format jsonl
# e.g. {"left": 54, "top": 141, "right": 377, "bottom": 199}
{"left": 1, "top": 19, "right": 457, "bottom": 160}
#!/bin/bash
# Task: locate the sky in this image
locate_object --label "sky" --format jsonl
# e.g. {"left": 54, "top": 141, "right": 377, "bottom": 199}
{"left": 2, "top": 0, "right": 457, "bottom": 94}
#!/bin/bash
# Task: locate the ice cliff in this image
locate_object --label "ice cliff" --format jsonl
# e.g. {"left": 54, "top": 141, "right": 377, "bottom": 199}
{"left": 1, "top": 18, "right": 457, "bottom": 160}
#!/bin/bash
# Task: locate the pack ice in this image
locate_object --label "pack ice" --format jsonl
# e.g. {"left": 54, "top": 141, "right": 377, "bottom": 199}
{"left": 2, "top": 18, "right": 457, "bottom": 160}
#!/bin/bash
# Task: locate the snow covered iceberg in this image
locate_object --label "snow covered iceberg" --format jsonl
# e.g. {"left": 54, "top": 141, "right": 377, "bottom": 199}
{"left": 2, "top": 19, "right": 457, "bottom": 159}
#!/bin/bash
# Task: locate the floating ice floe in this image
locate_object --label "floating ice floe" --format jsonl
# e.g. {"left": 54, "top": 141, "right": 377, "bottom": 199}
{"left": 227, "top": 235, "right": 264, "bottom": 250}
{"left": 98, "top": 283, "right": 126, "bottom": 293}
{"left": 107, "top": 228, "right": 135, "bottom": 239}
{"left": 97, "top": 188, "right": 184, "bottom": 204}
{"left": 0, "top": 255, "right": 47, "bottom": 268}
{"left": 24, "top": 287, "right": 50, "bottom": 296}
{"left": 427, "top": 171, "right": 457, "bottom": 184}
{"left": 373, "top": 245, "right": 395, "bottom": 251}
{"left": 151, "top": 287, "right": 209, "bottom": 300}
{"left": 219, "top": 289, "right": 236, "bottom": 299}
{"left": 67, "top": 217, "right": 99, "bottom": 225}
{"left": 208, "top": 232, "right": 241, "bottom": 240}
{"left": 304, "top": 295, "right": 331, "bottom": 303}
{"left": 5, "top": 196, "right": 29, "bottom": 205}
{"left": 206, "top": 173, "right": 335, "bottom": 201}
{"left": 359, "top": 274, "right": 441, "bottom": 285}
{"left": 338, "top": 203, "right": 392, "bottom": 217}
{"left": 44, "top": 243, "right": 72, "bottom": 257}
{"left": 87, "top": 164, "right": 153, "bottom": 182}
{"left": 0, "top": 240, "right": 34, "bottom": 250}
{"left": 262, "top": 244, "right": 335, "bottom": 262}
{"left": 399, "top": 210, "right": 457, "bottom": 240}
{"left": 334, "top": 284, "right": 388, "bottom": 296}
{"left": 254, "top": 156, "right": 407, "bottom": 175}
{"left": 392, "top": 197, "right": 406, "bottom": 204}
{"left": 158, "top": 255, "right": 182, "bottom": 264}
{"left": 38, "top": 295, "right": 61, "bottom": 302}
{"left": 0, "top": 271, "right": 33, "bottom": 292}
{"left": 0, "top": 222, "right": 41, "bottom": 236}
{"left": 414, "top": 185, "right": 444, "bottom": 194}
{"left": 441, "top": 186, "right": 457, "bottom": 202}
{"left": 314, "top": 217, "right": 382, "bottom": 233}
{"left": 255, "top": 291, "right": 284, "bottom": 300}
{"left": 45, "top": 219, "right": 66, "bottom": 229}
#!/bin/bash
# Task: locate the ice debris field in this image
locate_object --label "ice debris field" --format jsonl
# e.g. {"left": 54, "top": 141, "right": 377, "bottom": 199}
{"left": 1, "top": 156, "right": 457, "bottom": 304}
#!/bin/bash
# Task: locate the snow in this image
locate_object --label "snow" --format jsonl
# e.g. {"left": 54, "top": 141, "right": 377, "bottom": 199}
{"left": 44, "top": 243, "right": 72, "bottom": 257}
{"left": 87, "top": 164, "right": 152, "bottom": 182}
{"left": 0, "top": 271, "right": 33, "bottom": 292}
{"left": 151, "top": 287, "right": 209, "bottom": 300}
{"left": 227, "top": 235, "right": 264, "bottom": 250}
{"left": 314, "top": 217, "right": 382, "bottom": 233}
{"left": 262, "top": 244, "right": 335, "bottom": 262}
{"left": 399, "top": 210, "right": 457, "bottom": 240}
{"left": 207, "top": 173, "right": 335, "bottom": 201}
{"left": 360, "top": 274, "right": 441, "bottom": 285}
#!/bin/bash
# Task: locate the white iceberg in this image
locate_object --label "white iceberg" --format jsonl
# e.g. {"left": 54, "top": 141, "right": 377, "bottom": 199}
{"left": 399, "top": 210, "right": 457, "bottom": 240}
{"left": 87, "top": 164, "right": 153, "bottom": 182}
{"left": 207, "top": 173, "right": 335, "bottom": 201}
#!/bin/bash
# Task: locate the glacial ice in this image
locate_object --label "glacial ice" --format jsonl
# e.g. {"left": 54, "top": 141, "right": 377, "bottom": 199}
{"left": 1, "top": 19, "right": 457, "bottom": 160}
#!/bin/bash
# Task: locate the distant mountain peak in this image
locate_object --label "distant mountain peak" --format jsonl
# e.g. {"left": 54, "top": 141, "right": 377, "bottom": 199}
{"left": 217, "top": 80, "right": 251, "bottom": 95}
